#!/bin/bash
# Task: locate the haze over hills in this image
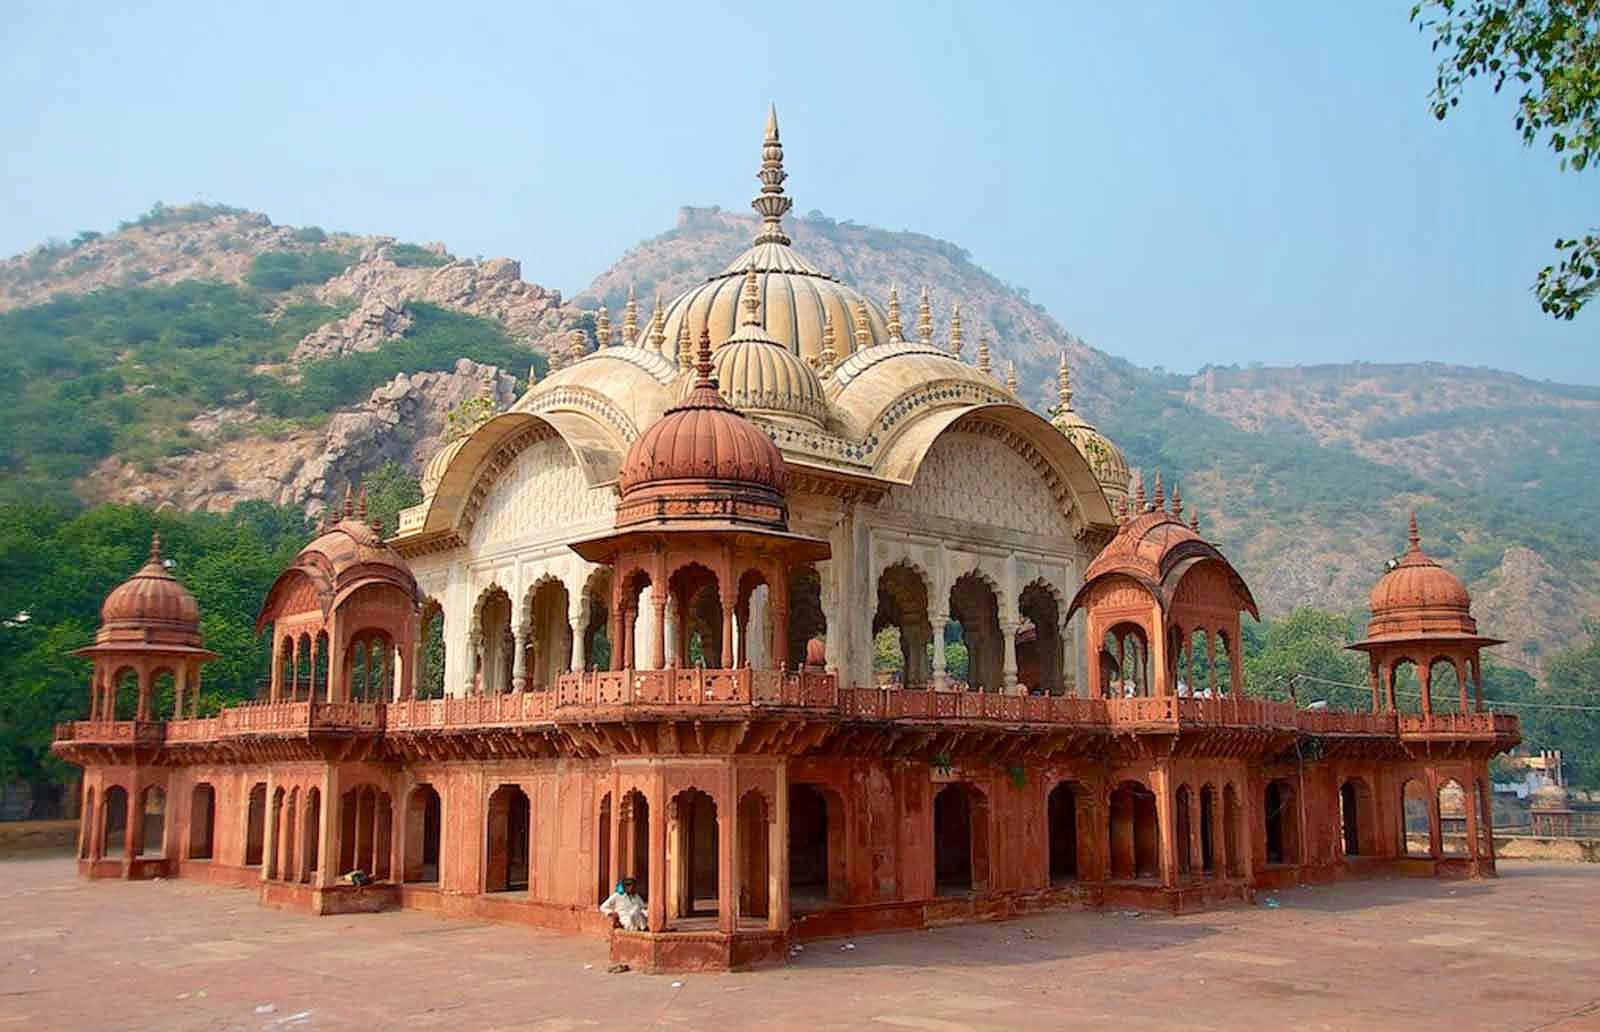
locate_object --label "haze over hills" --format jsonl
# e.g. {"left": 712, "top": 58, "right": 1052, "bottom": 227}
{"left": 3, "top": 203, "right": 1596, "bottom": 672}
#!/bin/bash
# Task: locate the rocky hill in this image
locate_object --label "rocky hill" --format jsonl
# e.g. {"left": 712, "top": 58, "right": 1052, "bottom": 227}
{"left": 3, "top": 203, "right": 1595, "bottom": 669}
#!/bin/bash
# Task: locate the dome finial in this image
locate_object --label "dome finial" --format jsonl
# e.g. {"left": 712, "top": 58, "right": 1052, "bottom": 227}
{"left": 1057, "top": 352, "right": 1074, "bottom": 409}
{"left": 1153, "top": 470, "right": 1165, "bottom": 510}
{"left": 739, "top": 265, "right": 761, "bottom": 326}
{"left": 623, "top": 285, "right": 639, "bottom": 343}
{"left": 1171, "top": 481, "right": 1182, "bottom": 518}
{"left": 676, "top": 315, "right": 693, "bottom": 370}
{"left": 595, "top": 305, "right": 611, "bottom": 348}
{"left": 357, "top": 485, "right": 369, "bottom": 523}
{"left": 917, "top": 286, "right": 933, "bottom": 345}
{"left": 852, "top": 302, "right": 872, "bottom": 352}
{"left": 648, "top": 293, "right": 667, "bottom": 353}
{"left": 343, "top": 484, "right": 354, "bottom": 518}
{"left": 568, "top": 328, "right": 588, "bottom": 362}
{"left": 819, "top": 314, "right": 838, "bottom": 375}
{"left": 1005, "top": 361, "right": 1018, "bottom": 393}
{"left": 949, "top": 302, "right": 964, "bottom": 357}
{"left": 752, "top": 103, "right": 793, "bottom": 246}
{"left": 1408, "top": 511, "right": 1421, "bottom": 552}
{"left": 976, "top": 334, "right": 992, "bottom": 375}
{"left": 1135, "top": 476, "right": 1146, "bottom": 512}
{"left": 149, "top": 531, "right": 162, "bottom": 563}
{"left": 1190, "top": 508, "right": 1201, "bottom": 532}
{"left": 694, "top": 326, "right": 716, "bottom": 387}
{"left": 886, "top": 284, "right": 903, "bottom": 341}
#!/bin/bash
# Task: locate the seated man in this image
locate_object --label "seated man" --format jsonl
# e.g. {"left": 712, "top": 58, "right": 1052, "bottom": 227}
{"left": 599, "top": 876, "right": 648, "bottom": 931}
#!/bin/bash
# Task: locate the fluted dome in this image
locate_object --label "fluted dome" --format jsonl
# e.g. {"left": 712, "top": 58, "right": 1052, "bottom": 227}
{"left": 420, "top": 436, "right": 468, "bottom": 498}
{"left": 1365, "top": 515, "right": 1478, "bottom": 640}
{"left": 1049, "top": 355, "right": 1130, "bottom": 508}
{"left": 98, "top": 534, "right": 203, "bottom": 647}
{"left": 256, "top": 496, "right": 420, "bottom": 631}
{"left": 616, "top": 330, "right": 789, "bottom": 532}
{"left": 680, "top": 267, "right": 829, "bottom": 429}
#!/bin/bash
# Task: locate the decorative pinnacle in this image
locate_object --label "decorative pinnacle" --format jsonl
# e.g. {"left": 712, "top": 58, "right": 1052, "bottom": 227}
{"left": 949, "top": 302, "right": 964, "bottom": 357}
{"left": 976, "top": 334, "right": 991, "bottom": 375}
{"left": 917, "top": 286, "right": 933, "bottom": 345}
{"left": 819, "top": 314, "right": 838, "bottom": 374}
{"left": 676, "top": 315, "right": 693, "bottom": 369}
{"left": 694, "top": 326, "right": 715, "bottom": 386}
{"left": 343, "top": 484, "right": 354, "bottom": 517}
{"left": 1057, "top": 352, "right": 1074, "bottom": 409}
{"left": 595, "top": 306, "right": 611, "bottom": 348}
{"left": 1170, "top": 481, "right": 1182, "bottom": 518}
{"left": 1408, "top": 511, "right": 1421, "bottom": 551}
{"left": 886, "top": 284, "right": 903, "bottom": 341}
{"left": 648, "top": 293, "right": 667, "bottom": 353}
{"left": 527, "top": 362, "right": 539, "bottom": 386}
{"left": 1134, "top": 476, "right": 1147, "bottom": 512}
{"left": 623, "top": 285, "right": 638, "bottom": 343}
{"left": 357, "top": 486, "right": 368, "bottom": 522}
{"left": 568, "top": 328, "right": 587, "bottom": 362}
{"left": 1152, "top": 470, "right": 1165, "bottom": 510}
{"left": 148, "top": 532, "right": 162, "bottom": 563}
{"left": 1190, "top": 509, "right": 1201, "bottom": 532}
{"left": 751, "top": 103, "right": 793, "bottom": 246}
{"left": 739, "top": 265, "right": 761, "bottom": 325}
{"left": 852, "top": 302, "right": 872, "bottom": 352}
{"left": 1005, "top": 361, "right": 1018, "bottom": 393}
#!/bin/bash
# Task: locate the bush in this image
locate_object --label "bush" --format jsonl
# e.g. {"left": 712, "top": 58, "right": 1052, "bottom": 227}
{"left": 384, "top": 243, "right": 449, "bottom": 268}
{"left": 246, "top": 249, "right": 356, "bottom": 290}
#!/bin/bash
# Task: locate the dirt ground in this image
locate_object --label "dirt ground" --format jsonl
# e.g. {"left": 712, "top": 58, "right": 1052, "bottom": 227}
{"left": 2, "top": 858, "right": 1597, "bottom": 1031}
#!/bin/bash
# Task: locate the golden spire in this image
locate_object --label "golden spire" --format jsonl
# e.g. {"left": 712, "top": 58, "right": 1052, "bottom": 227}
{"left": 949, "top": 302, "right": 964, "bottom": 357}
{"left": 819, "top": 313, "right": 838, "bottom": 375}
{"left": 1005, "top": 361, "right": 1018, "bottom": 393}
{"left": 595, "top": 305, "right": 611, "bottom": 348}
{"left": 648, "top": 293, "right": 667, "bottom": 353}
{"left": 528, "top": 362, "right": 539, "bottom": 386}
{"left": 852, "top": 301, "right": 872, "bottom": 352}
{"left": 886, "top": 284, "right": 903, "bottom": 341}
{"left": 917, "top": 286, "right": 933, "bottom": 345}
{"left": 1056, "top": 352, "right": 1074, "bottom": 409}
{"left": 568, "top": 328, "right": 587, "bottom": 362}
{"left": 976, "top": 334, "right": 991, "bottom": 375}
{"left": 739, "top": 265, "right": 761, "bottom": 325}
{"left": 676, "top": 315, "right": 693, "bottom": 369}
{"left": 752, "top": 103, "right": 792, "bottom": 246}
{"left": 622, "top": 285, "right": 638, "bottom": 343}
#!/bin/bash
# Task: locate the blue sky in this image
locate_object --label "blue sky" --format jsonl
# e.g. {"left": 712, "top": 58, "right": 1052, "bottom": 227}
{"left": 4, "top": 0, "right": 1596, "bottom": 383}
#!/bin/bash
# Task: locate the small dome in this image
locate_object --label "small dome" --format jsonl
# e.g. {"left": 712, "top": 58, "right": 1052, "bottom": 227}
{"left": 1050, "top": 355, "right": 1130, "bottom": 508}
{"left": 99, "top": 534, "right": 203, "bottom": 647}
{"left": 420, "top": 436, "right": 468, "bottom": 497}
{"left": 616, "top": 329, "right": 789, "bottom": 531}
{"left": 1365, "top": 515, "right": 1477, "bottom": 640}
{"left": 257, "top": 494, "right": 421, "bottom": 632}
{"left": 682, "top": 267, "right": 828, "bottom": 429}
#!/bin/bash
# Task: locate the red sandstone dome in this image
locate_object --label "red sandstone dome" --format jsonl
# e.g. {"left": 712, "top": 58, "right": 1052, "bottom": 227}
{"left": 613, "top": 329, "right": 789, "bottom": 532}
{"left": 1362, "top": 514, "right": 1481, "bottom": 641}
{"left": 98, "top": 534, "right": 204, "bottom": 647}
{"left": 254, "top": 495, "right": 420, "bottom": 631}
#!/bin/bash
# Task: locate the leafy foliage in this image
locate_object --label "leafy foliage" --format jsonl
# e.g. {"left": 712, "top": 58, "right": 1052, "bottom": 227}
{"left": 384, "top": 243, "right": 450, "bottom": 268}
{"left": 1485, "top": 624, "right": 1600, "bottom": 787}
{"left": 245, "top": 248, "right": 357, "bottom": 290}
{"left": 1413, "top": 0, "right": 1600, "bottom": 317}
{"left": 361, "top": 462, "right": 422, "bottom": 537}
{"left": 0, "top": 501, "right": 311, "bottom": 784}
{"left": 1241, "top": 607, "right": 1369, "bottom": 708}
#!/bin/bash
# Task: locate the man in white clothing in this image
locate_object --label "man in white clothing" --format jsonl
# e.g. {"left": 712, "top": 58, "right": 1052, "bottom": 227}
{"left": 599, "top": 876, "right": 648, "bottom": 931}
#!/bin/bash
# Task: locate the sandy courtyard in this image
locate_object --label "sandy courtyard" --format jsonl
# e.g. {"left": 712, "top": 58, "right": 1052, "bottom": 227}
{"left": 1, "top": 857, "right": 1597, "bottom": 1031}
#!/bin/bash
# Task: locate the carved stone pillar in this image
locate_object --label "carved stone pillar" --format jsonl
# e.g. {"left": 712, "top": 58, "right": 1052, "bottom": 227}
{"left": 468, "top": 630, "right": 484, "bottom": 695}
{"left": 930, "top": 610, "right": 950, "bottom": 690}
{"left": 512, "top": 624, "right": 529, "bottom": 692}
{"left": 651, "top": 598, "right": 667, "bottom": 671}
{"left": 1001, "top": 619, "right": 1021, "bottom": 695}
{"left": 664, "top": 596, "right": 680, "bottom": 669}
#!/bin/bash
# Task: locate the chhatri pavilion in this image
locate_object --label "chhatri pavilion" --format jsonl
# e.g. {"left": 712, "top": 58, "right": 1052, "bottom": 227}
{"left": 54, "top": 109, "right": 1520, "bottom": 973}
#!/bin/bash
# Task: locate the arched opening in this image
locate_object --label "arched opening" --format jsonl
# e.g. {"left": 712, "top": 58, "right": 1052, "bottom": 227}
{"left": 1216, "top": 632, "right": 1235, "bottom": 696}
{"left": 365, "top": 635, "right": 393, "bottom": 701}
{"left": 1439, "top": 778, "right": 1469, "bottom": 856}
{"left": 278, "top": 638, "right": 295, "bottom": 700}
{"left": 618, "top": 790, "right": 650, "bottom": 893}
{"left": 337, "top": 786, "right": 392, "bottom": 880}
{"left": 1429, "top": 661, "right": 1466, "bottom": 715}
{"left": 151, "top": 669, "right": 177, "bottom": 719}
{"left": 1186, "top": 630, "right": 1213, "bottom": 697}
{"left": 102, "top": 785, "right": 128, "bottom": 858}
{"left": 348, "top": 640, "right": 369, "bottom": 701}
{"left": 582, "top": 572, "right": 612, "bottom": 672}
{"left": 301, "top": 788, "right": 320, "bottom": 883}
{"left": 80, "top": 788, "right": 95, "bottom": 859}
{"left": 1103, "top": 624, "right": 1150, "bottom": 697}
{"left": 1264, "top": 779, "right": 1300, "bottom": 865}
{"left": 312, "top": 630, "right": 329, "bottom": 700}
{"left": 419, "top": 601, "right": 445, "bottom": 698}
{"left": 737, "top": 790, "right": 770, "bottom": 921}
{"left": 950, "top": 573, "right": 1003, "bottom": 692}
{"left": 113, "top": 667, "right": 139, "bottom": 720}
{"left": 1340, "top": 778, "right": 1375, "bottom": 857}
{"left": 295, "top": 635, "right": 312, "bottom": 700}
{"left": 1223, "top": 783, "right": 1243, "bottom": 877}
{"left": 188, "top": 784, "right": 215, "bottom": 860}
{"left": 735, "top": 569, "right": 772, "bottom": 670}
{"left": 669, "top": 564, "right": 724, "bottom": 669}
{"left": 1175, "top": 785, "right": 1194, "bottom": 876}
{"left": 1018, "top": 581, "right": 1064, "bottom": 695}
{"left": 934, "top": 782, "right": 990, "bottom": 894}
{"left": 1109, "top": 780, "right": 1159, "bottom": 880}
{"left": 872, "top": 562, "right": 930, "bottom": 686}
{"left": 405, "top": 784, "right": 442, "bottom": 883}
{"left": 1391, "top": 659, "right": 1421, "bottom": 714}
{"left": 245, "top": 783, "right": 266, "bottom": 866}
{"left": 485, "top": 784, "right": 530, "bottom": 892}
{"left": 135, "top": 786, "right": 165, "bottom": 858}
{"left": 268, "top": 787, "right": 286, "bottom": 878}
{"left": 1199, "top": 784, "right": 1217, "bottom": 874}
{"left": 1047, "top": 780, "right": 1079, "bottom": 884}
{"left": 669, "top": 788, "right": 718, "bottom": 919}
{"left": 786, "top": 564, "right": 827, "bottom": 674}
{"left": 789, "top": 783, "right": 845, "bottom": 908}
{"left": 527, "top": 578, "right": 573, "bottom": 685}
{"left": 474, "top": 586, "right": 514, "bottom": 694}
{"left": 1402, "top": 778, "right": 1432, "bottom": 857}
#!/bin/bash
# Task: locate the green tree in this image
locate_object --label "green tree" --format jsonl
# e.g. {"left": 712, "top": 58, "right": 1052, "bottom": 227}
{"left": 1527, "top": 622, "right": 1600, "bottom": 786}
{"left": 1413, "top": 1, "right": 1600, "bottom": 317}
{"left": 1242, "top": 607, "right": 1368, "bottom": 708}
{"left": 361, "top": 462, "right": 422, "bottom": 537}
